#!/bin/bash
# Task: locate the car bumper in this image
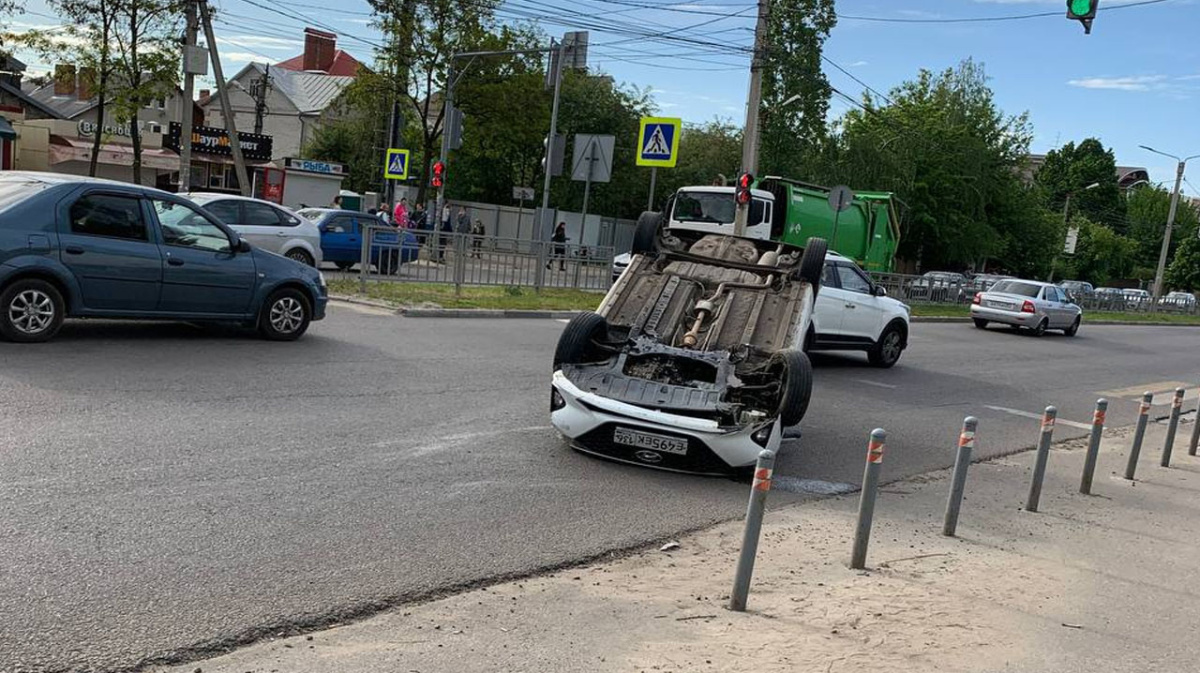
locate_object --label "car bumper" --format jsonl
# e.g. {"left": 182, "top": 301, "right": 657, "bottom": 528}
{"left": 970, "top": 304, "right": 1042, "bottom": 327}
{"left": 549, "top": 371, "right": 780, "bottom": 475}
{"left": 313, "top": 287, "right": 328, "bottom": 321}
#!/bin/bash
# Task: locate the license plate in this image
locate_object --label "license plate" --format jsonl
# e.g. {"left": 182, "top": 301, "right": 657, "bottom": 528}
{"left": 613, "top": 427, "right": 688, "bottom": 455}
{"left": 987, "top": 300, "right": 1014, "bottom": 310}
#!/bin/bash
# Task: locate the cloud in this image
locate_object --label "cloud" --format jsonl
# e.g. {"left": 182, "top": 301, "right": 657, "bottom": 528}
{"left": 847, "top": 60, "right": 869, "bottom": 67}
{"left": 340, "top": 18, "right": 373, "bottom": 25}
{"left": 658, "top": 101, "right": 679, "bottom": 109}
{"left": 223, "top": 53, "right": 264, "bottom": 64}
{"left": 1067, "top": 75, "right": 1168, "bottom": 91}
{"left": 215, "top": 35, "right": 300, "bottom": 50}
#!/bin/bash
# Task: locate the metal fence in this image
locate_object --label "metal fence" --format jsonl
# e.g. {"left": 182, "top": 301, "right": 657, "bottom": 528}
{"left": 341, "top": 225, "right": 616, "bottom": 292}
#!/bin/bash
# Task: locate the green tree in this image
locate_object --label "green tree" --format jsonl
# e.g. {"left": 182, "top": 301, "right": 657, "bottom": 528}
{"left": 1035, "top": 138, "right": 1127, "bottom": 233}
{"left": 111, "top": 0, "right": 182, "bottom": 184}
{"left": 758, "top": 0, "right": 836, "bottom": 178}
{"left": 1061, "top": 215, "right": 1137, "bottom": 286}
{"left": 1165, "top": 232, "right": 1200, "bottom": 291}
{"left": 1126, "top": 185, "right": 1199, "bottom": 269}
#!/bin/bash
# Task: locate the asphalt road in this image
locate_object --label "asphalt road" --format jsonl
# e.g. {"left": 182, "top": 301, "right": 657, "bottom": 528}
{"left": 3, "top": 306, "right": 1199, "bottom": 672}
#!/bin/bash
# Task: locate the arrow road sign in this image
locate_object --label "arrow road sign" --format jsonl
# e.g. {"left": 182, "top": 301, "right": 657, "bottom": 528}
{"left": 637, "top": 116, "right": 681, "bottom": 168}
{"left": 384, "top": 148, "right": 410, "bottom": 180}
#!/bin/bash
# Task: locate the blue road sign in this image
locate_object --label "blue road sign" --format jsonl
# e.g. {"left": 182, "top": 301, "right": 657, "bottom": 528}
{"left": 637, "top": 117, "right": 681, "bottom": 168}
{"left": 384, "top": 148, "right": 410, "bottom": 180}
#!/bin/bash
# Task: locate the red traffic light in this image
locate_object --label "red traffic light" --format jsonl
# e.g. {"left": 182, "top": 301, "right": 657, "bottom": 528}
{"left": 735, "top": 172, "right": 754, "bottom": 205}
{"left": 431, "top": 160, "right": 445, "bottom": 188}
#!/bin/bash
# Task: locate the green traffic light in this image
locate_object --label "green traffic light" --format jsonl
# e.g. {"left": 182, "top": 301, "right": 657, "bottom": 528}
{"left": 1069, "top": 0, "right": 1095, "bottom": 16}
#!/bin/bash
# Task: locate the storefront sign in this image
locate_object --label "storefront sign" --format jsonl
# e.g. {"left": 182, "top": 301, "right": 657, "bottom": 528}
{"left": 78, "top": 120, "right": 139, "bottom": 138}
{"left": 284, "top": 157, "right": 345, "bottom": 175}
{"left": 167, "top": 121, "right": 272, "bottom": 161}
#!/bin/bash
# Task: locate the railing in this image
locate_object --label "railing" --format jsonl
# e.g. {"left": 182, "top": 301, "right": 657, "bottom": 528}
{"left": 339, "top": 225, "right": 616, "bottom": 292}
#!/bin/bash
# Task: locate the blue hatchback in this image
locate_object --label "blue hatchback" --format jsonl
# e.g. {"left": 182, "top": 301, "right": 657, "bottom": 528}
{"left": 297, "top": 208, "right": 419, "bottom": 273}
{"left": 0, "top": 172, "right": 327, "bottom": 343}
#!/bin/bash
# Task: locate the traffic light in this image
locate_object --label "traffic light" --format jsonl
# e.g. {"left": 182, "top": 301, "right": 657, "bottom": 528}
{"left": 735, "top": 172, "right": 754, "bottom": 205}
{"left": 1066, "top": 0, "right": 1098, "bottom": 34}
{"left": 431, "top": 160, "right": 445, "bottom": 188}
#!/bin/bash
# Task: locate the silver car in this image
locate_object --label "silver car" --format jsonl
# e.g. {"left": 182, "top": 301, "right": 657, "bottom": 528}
{"left": 970, "top": 278, "right": 1082, "bottom": 337}
{"left": 185, "top": 193, "right": 323, "bottom": 267}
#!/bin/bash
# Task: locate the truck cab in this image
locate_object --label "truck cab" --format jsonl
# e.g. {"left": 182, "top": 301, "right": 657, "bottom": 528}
{"left": 665, "top": 186, "right": 775, "bottom": 241}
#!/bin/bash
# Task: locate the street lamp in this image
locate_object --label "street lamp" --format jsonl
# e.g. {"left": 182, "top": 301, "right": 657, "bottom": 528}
{"left": 1139, "top": 145, "right": 1200, "bottom": 301}
{"left": 1050, "top": 182, "right": 1099, "bottom": 283}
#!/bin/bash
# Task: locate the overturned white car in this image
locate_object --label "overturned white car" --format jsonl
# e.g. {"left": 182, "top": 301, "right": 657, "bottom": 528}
{"left": 550, "top": 215, "right": 826, "bottom": 475}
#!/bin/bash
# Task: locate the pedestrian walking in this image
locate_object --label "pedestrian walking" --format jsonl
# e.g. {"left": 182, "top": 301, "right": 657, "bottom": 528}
{"left": 547, "top": 221, "right": 568, "bottom": 271}
{"left": 436, "top": 203, "right": 453, "bottom": 264}
{"left": 393, "top": 198, "right": 409, "bottom": 229}
{"left": 410, "top": 202, "right": 428, "bottom": 248}
{"left": 471, "top": 219, "right": 485, "bottom": 258}
{"left": 456, "top": 206, "right": 471, "bottom": 234}
{"left": 377, "top": 202, "right": 391, "bottom": 225}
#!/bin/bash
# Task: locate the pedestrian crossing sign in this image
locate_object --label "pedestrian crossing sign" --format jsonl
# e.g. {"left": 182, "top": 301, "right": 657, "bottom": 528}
{"left": 637, "top": 117, "right": 681, "bottom": 168}
{"left": 384, "top": 148, "right": 410, "bottom": 180}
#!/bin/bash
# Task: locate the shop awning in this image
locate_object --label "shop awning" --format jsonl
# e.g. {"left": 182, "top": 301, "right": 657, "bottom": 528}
{"left": 0, "top": 116, "right": 15, "bottom": 141}
{"left": 49, "top": 135, "right": 180, "bottom": 171}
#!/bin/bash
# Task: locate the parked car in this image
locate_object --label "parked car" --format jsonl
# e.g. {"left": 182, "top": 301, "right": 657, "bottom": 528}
{"left": 807, "top": 252, "right": 910, "bottom": 368}
{"left": 184, "top": 193, "right": 322, "bottom": 267}
{"left": 0, "top": 172, "right": 326, "bottom": 343}
{"left": 969, "top": 273, "right": 1011, "bottom": 294}
{"left": 299, "top": 208, "right": 419, "bottom": 273}
{"left": 907, "top": 271, "right": 968, "bottom": 302}
{"left": 552, "top": 213, "right": 827, "bottom": 475}
{"left": 611, "top": 252, "right": 631, "bottom": 282}
{"left": 1058, "top": 280, "right": 1094, "bottom": 301}
{"left": 1093, "top": 287, "right": 1125, "bottom": 308}
{"left": 1122, "top": 288, "right": 1152, "bottom": 307}
{"left": 1160, "top": 291, "right": 1197, "bottom": 308}
{"left": 970, "top": 278, "right": 1081, "bottom": 337}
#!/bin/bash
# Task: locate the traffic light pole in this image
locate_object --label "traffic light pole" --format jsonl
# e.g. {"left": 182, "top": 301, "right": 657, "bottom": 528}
{"left": 733, "top": 0, "right": 768, "bottom": 237}
{"left": 540, "top": 40, "right": 566, "bottom": 230}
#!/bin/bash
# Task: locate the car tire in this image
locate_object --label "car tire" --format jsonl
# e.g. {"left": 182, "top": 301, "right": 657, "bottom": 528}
{"left": 0, "top": 279, "right": 65, "bottom": 343}
{"left": 1064, "top": 316, "right": 1080, "bottom": 337}
{"left": 868, "top": 322, "right": 905, "bottom": 368}
{"left": 285, "top": 248, "right": 315, "bottom": 267}
{"left": 630, "top": 212, "right": 663, "bottom": 256}
{"left": 797, "top": 237, "right": 828, "bottom": 290}
{"left": 553, "top": 312, "right": 609, "bottom": 370}
{"left": 334, "top": 261, "right": 354, "bottom": 271}
{"left": 259, "top": 288, "right": 312, "bottom": 341}
{"left": 973, "top": 318, "right": 988, "bottom": 330}
{"left": 1031, "top": 318, "right": 1048, "bottom": 337}
{"left": 774, "top": 349, "right": 813, "bottom": 427}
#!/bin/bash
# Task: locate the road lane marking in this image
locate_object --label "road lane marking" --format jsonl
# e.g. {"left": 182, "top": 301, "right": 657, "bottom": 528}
{"left": 853, "top": 379, "right": 898, "bottom": 390}
{"left": 1100, "top": 381, "right": 1191, "bottom": 399}
{"left": 985, "top": 405, "right": 1093, "bottom": 430}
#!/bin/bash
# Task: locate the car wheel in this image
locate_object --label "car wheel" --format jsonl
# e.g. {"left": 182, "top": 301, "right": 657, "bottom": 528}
{"left": 1064, "top": 316, "right": 1080, "bottom": 337}
{"left": 774, "top": 349, "right": 813, "bottom": 427}
{"left": 259, "top": 288, "right": 312, "bottom": 341}
{"left": 1031, "top": 318, "right": 1048, "bottom": 337}
{"left": 334, "top": 261, "right": 354, "bottom": 271}
{"left": 797, "top": 237, "right": 828, "bottom": 292}
{"left": 553, "top": 312, "right": 609, "bottom": 370}
{"left": 0, "top": 279, "right": 65, "bottom": 343}
{"left": 630, "top": 212, "right": 663, "bottom": 256}
{"left": 285, "top": 248, "right": 315, "bottom": 267}
{"left": 868, "top": 322, "right": 905, "bottom": 368}
{"left": 973, "top": 318, "right": 988, "bottom": 330}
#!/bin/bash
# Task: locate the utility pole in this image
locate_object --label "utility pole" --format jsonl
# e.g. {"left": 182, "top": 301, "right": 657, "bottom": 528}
{"left": 539, "top": 39, "right": 566, "bottom": 232}
{"left": 250, "top": 63, "right": 271, "bottom": 135}
{"left": 178, "top": 0, "right": 198, "bottom": 192}
{"left": 1141, "top": 146, "right": 1200, "bottom": 301}
{"left": 197, "top": 0, "right": 250, "bottom": 196}
{"left": 733, "top": 0, "right": 769, "bottom": 237}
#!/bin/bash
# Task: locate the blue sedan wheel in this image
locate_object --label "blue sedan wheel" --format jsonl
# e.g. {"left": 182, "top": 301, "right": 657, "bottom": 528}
{"left": 0, "top": 279, "right": 65, "bottom": 343}
{"left": 259, "top": 288, "right": 312, "bottom": 341}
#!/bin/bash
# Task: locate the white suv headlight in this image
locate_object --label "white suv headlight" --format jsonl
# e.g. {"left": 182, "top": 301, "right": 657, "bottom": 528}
{"left": 318, "top": 272, "right": 327, "bottom": 288}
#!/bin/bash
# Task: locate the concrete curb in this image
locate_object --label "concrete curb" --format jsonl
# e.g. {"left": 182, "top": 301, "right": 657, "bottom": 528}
{"left": 331, "top": 296, "right": 1200, "bottom": 326}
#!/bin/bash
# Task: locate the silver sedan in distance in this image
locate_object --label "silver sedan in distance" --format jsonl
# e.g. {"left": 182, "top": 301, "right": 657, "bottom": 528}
{"left": 970, "top": 279, "right": 1082, "bottom": 337}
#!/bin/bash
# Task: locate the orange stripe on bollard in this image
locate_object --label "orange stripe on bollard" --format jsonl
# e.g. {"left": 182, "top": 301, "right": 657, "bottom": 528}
{"left": 1094, "top": 410, "right": 1106, "bottom": 425}
{"left": 752, "top": 468, "right": 773, "bottom": 492}
{"left": 958, "top": 431, "right": 976, "bottom": 448}
{"left": 1140, "top": 401, "right": 1152, "bottom": 415}
{"left": 867, "top": 439, "right": 885, "bottom": 464}
{"left": 1174, "top": 396, "right": 1183, "bottom": 409}
{"left": 1042, "top": 416, "right": 1056, "bottom": 430}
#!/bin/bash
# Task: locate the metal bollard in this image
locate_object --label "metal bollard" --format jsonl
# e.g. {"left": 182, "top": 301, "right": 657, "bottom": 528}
{"left": 850, "top": 429, "right": 886, "bottom": 570}
{"left": 942, "top": 417, "right": 977, "bottom": 537}
{"left": 1161, "top": 387, "right": 1186, "bottom": 467}
{"left": 1189, "top": 390, "right": 1200, "bottom": 457}
{"left": 1025, "top": 406, "right": 1057, "bottom": 512}
{"left": 1124, "top": 392, "right": 1154, "bottom": 480}
{"left": 729, "top": 450, "right": 776, "bottom": 612}
{"left": 1079, "top": 399, "right": 1108, "bottom": 495}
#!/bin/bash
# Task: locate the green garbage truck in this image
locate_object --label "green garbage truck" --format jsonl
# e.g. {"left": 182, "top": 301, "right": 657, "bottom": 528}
{"left": 656, "top": 177, "right": 902, "bottom": 272}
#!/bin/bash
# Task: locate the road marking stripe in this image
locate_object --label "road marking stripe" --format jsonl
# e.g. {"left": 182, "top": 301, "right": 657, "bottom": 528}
{"left": 985, "top": 405, "right": 1093, "bottom": 430}
{"left": 853, "top": 379, "right": 898, "bottom": 390}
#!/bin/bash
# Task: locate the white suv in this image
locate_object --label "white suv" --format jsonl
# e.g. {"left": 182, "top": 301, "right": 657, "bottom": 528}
{"left": 807, "top": 252, "right": 911, "bottom": 367}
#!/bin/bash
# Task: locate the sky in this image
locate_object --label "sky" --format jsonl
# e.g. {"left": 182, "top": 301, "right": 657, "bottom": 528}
{"left": 7, "top": 0, "right": 1199, "bottom": 195}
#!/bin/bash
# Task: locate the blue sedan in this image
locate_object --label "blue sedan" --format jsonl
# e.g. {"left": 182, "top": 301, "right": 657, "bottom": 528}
{"left": 0, "top": 172, "right": 327, "bottom": 343}
{"left": 297, "top": 208, "right": 419, "bottom": 273}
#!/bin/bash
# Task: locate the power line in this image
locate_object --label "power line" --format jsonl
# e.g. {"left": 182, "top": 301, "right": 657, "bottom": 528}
{"left": 838, "top": 0, "right": 1175, "bottom": 24}
{"left": 821, "top": 55, "right": 892, "bottom": 106}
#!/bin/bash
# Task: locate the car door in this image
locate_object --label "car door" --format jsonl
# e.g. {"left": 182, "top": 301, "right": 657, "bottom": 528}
{"left": 58, "top": 190, "right": 163, "bottom": 312}
{"left": 239, "top": 200, "right": 290, "bottom": 256}
{"left": 149, "top": 197, "right": 258, "bottom": 316}
{"left": 320, "top": 215, "right": 361, "bottom": 263}
{"left": 812, "top": 262, "right": 845, "bottom": 339}
{"left": 835, "top": 263, "right": 888, "bottom": 342}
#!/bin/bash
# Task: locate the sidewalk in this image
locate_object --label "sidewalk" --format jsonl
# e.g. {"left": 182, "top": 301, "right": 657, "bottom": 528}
{"left": 163, "top": 420, "right": 1200, "bottom": 673}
